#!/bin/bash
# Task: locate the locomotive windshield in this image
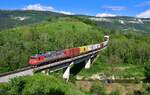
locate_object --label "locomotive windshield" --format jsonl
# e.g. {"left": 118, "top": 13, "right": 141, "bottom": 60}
{"left": 30, "top": 56, "right": 37, "bottom": 59}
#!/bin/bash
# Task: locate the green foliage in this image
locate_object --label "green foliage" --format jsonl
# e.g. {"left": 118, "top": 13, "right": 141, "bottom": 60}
{"left": 1, "top": 10, "right": 150, "bottom": 75}
{"left": 109, "top": 90, "right": 120, "bottom": 95}
{"left": 91, "top": 82, "right": 106, "bottom": 95}
{"left": 102, "top": 32, "right": 150, "bottom": 65}
{"left": 144, "top": 65, "right": 150, "bottom": 82}
{"left": 0, "top": 18, "right": 103, "bottom": 73}
{"left": 8, "top": 77, "right": 25, "bottom": 95}
{"left": 0, "top": 83, "right": 9, "bottom": 95}
{"left": 80, "top": 31, "right": 150, "bottom": 78}
{"left": 94, "top": 17, "right": 150, "bottom": 33}
{"left": 72, "top": 16, "right": 97, "bottom": 26}
{"left": 0, "top": 10, "right": 64, "bottom": 30}
{"left": 0, "top": 10, "right": 150, "bottom": 33}
{"left": 3, "top": 74, "right": 85, "bottom": 95}
{"left": 1, "top": 10, "right": 150, "bottom": 95}
{"left": 135, "top": 84, "right": 150, "bottom": 95}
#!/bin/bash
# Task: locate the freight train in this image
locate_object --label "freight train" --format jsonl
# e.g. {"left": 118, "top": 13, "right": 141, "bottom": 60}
{"left": 29, "top": 35, "right": 109, "bottom": 66}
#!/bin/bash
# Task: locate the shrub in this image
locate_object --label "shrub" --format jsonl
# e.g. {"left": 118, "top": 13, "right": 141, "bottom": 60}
{"left": 144, "top": 65, "right": 150, "bottom": 82}
{"left": 90, "top": 82, "right": 106, "bottom": 95}
{"left": 3, "top": 74, "right": 85, "bottom": 95}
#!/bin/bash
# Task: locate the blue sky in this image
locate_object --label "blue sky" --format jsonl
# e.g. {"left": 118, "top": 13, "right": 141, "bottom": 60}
{"left": 0, "top": 0, "right": 150, "bottom": 18}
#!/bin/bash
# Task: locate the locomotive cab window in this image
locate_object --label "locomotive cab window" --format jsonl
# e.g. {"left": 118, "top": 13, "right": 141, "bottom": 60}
{"left": 30, "top": 56, "right": 37, "bottom": 59}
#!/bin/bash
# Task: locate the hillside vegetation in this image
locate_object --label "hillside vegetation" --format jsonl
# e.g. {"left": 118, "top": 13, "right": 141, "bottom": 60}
{"left": 1, "top": 10, "right": 150, "bottom": 33}
{"left": 0, "top": 11, "right": 150, "bottom": 95}
{"left": 80, "top": 31, "right": 150, "bottom": 78}
{"left": 0, "top": 74, "right": 87, "bottom": 95}
{"left": 88, "top": 16, "right": 150, "bottom": 33}
{"left": 0, "top": 15, "right": 150, "bottom": 76}
{"left": 0, "top": 10, "right": 64, "bottom": 30}
{"left": 0, "top": 17, "right": 104, "bottom": 73}
{"left": 1, "top": 74, "right": 150, "bottom": 95}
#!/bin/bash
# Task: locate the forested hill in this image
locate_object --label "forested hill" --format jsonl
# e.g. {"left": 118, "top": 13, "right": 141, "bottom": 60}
{"left": 0, "top": 17, "right": 104, "bottom": 73}
{"left": 87, "top": 16, "right": 150, "bottom": 33}
{"left": 0, "top": 10, "right": 150, "bottom": 33}
{"left": 0, "top": 10, "right": 65, "bottom": 30}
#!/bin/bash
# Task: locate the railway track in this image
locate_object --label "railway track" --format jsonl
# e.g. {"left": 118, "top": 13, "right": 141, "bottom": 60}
{"left": 0, "top": 68, "right": 34, "bottom": 83}
{"left": 0, "top": 66, "right": 33, "bottom": 77}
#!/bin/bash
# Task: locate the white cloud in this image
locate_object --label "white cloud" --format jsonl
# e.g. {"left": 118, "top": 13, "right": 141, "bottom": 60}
{"left": 23, "top": 3, "right": 54, "bottom": 11}
{"left": 102, "top": 5, "right": 126, "bottom": 11}
{"left": 22, "top": 3, "right": 74, "bottom": 15}
{"left": 96, "top": 13, "right": 117, "bottom": 17}
{"left": 136, "top": 10, "right": 150, "bottom": 18}
{"left": 59, "top": 11, "right": 74, "bottom": 15}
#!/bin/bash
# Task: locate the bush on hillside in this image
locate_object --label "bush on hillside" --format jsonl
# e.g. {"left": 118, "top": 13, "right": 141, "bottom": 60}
{"left": 144, "top": 65, "right": 150, "bottom": 82}
{"left": 3, "top": 74, "right": 85, "bottom": 95}
{"left": 90, "top": 82, "right": 106, "bottom": 95}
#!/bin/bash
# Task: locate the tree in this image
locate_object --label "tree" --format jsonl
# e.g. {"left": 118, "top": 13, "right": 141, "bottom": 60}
{"left": 144, "top": 65, "right": 150, "bottom": 82}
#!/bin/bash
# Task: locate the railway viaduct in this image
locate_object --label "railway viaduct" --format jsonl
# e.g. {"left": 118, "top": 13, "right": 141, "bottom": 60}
{"left": 0, "top": 36, "right": 109, "bottom": 83}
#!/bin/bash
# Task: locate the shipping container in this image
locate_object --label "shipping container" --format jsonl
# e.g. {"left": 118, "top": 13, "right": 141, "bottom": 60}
{"left": 87, "top": 45, "right": 93, "bottom": 51}
{"left": 95, "top": 44, "right": 100, "bottom": 48}
{"left": 79, "top": 46, "right": 88, "bottom": 54}
{"left": 50, "top": 50, "right": 64, "bottom": 60}
{"left": 64, "top": 48, "right": 80, "bottom": 57}
{"left": 92, "top": 44, "right": 98, "bottom": 50}
{"left": 72, "top": 48, "right": 80, "bottom": 56}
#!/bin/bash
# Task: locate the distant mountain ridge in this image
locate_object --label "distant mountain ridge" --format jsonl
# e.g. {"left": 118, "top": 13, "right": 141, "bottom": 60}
{"left": 87, "top": 16, "right": 150, "bottom": 33}
{"left": 0, "top": 10, "right": 150, "bottom": 33}
{"left": 0, "top": 10, "right": 65, "bottom": 30}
